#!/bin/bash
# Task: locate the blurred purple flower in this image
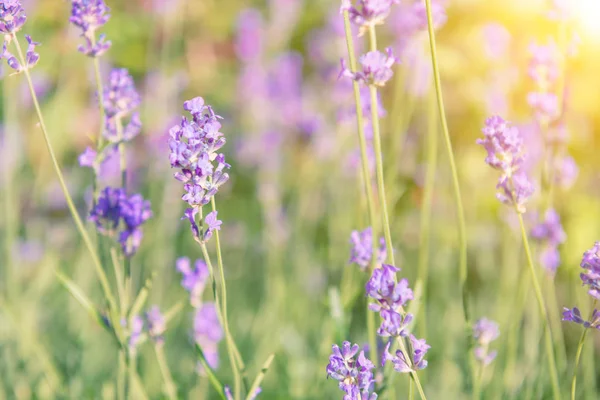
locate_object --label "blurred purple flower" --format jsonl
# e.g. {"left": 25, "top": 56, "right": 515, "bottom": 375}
{"left": 176, "top": 257, "right": 209, "bottom": 308}
{"left": 194, "top": 303, "right": 223, "bottom": 371}
{"left": 531, "top": 208, "right": 566, "bottom": 275}
{"left": 554, "top": 155, "right": 578, "bottom": 189}
{"left": 103, "top": 68, "right": 141, "bottom": 119}
{"left": 146, "top": 305, "right": 166, "bottom": 344}
{"left": 473, "top": 318, "right": 499, "bottom": 366}
{"left": 70, "top": 0, "right": 111, "bottom": 57}
{"left": 235, "top": 9, "right": 264, "bottom": 62}
{"left": 128, "top": 315, "right": 144, "bottom": 349}
{"left": 1, "top": 34, "right": 39, "bottom": 72}
{"left": 342, "top": 0, "right": 398, "bottom": 36}
{"left": 481, "top": 23, "right": 510, "bottom": 60}
{"left": 528, "top": 40, "right": 560, "bottom": 87}
{"left": 349, "top": 227, "right": 386, "bottom": 271}
{"left": 340, "top": 48, "right": 396, "bottom": 87}
{"left": 0, "top": 0, "right": 27, "bottom": 34}
{"left": 579, "top": 242, "right": 600, "bottom": 300}
{"left": 203, "top": 211, "right": 222, "bottom": 242}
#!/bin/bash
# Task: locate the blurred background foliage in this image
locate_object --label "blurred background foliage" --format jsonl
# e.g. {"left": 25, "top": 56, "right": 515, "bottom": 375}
{"left": 2, "top": 0, "right": 600, "bottom": 398}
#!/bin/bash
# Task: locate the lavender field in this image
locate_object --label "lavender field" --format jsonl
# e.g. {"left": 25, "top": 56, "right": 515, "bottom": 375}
{"left": 2, "top": 0, "right": 600, "bottom": 399}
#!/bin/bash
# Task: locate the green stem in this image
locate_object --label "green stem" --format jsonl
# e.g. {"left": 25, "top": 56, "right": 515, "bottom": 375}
{"left": 397, "top": 337, "right": 428, "bottom": 400}
{"left": 571, "top": 327, "right": 589, "bottom": 400}
{"left": 516, "top": 212, "right": 561, "bottom": 400}
{"left": 118, "top": 349, "right": 126, "bottom": 400}
{"left": 155, "top": 344, "right": 177, "bottom": 400}
{"left": 11, "top": 33, "right": 117, "bottom": 315}
{"left": 199, "top": 239, "right": 242, "bottom": 400}
{"left": 342, "top": 10, "right": 379, "bottom": 364}
{"left": 127, "top": 349, "right": 135, "bottom": 400}
{"left": 91, "top": 50, "right": 106, "bottom": 203}
{"left": 366, "top": 26, "right": 395, "bottom": 268}
{"left": 417, "top": 92, "right": 439, "bottom": 339}
{"left": 115, "top": 116, "right": 127, "bottom": 191}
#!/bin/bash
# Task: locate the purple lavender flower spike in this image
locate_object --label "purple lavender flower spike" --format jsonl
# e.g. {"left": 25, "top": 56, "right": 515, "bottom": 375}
{"left": 146, "top": 305, "right": 166, "bottom": 344}
{"left": 89, "top": 186, "right": 127, "bottom": 233}
{"left": 579, "top": 242, "right": 600, "bottom": 300}
{"left": 1, "top": 34, "right": 38, "bottom": 72}
{"left": 341, "top": 48, "right": 396, "bottom": 87}
{"left": 103, "top": 68, "right": 141, "bottom": 119}
{"left": 70, "top": 0, "right": 112, "bottom": 57}
{"left": 0, "top": 0, "right": 27, "bottom": 34}
{"left": 176, "top": 257, "right": 209, "bottom": 308}
{"left": 168, "top": 98, "right": 231, "bottom": 221}
{"left": 234, "top": 9, "right": 264, "bottom": 62}
{"left": 182, "top": 207, "right": 200, "bottom": 238}
{"left": 326, "top": 341, "right": 378, "bottom": 399}
{"left": 194, "top": 303, "right": 223, "bottom": 370}
{"left": 531, "top": 208, "right": 566, "bottom": 275}
{"left": 349, "top": 227, "right": 386, "bottom": 271}
{"left": 341, "top": 0, "right": 399, "bottom": 36}
{"left": 478, "top": 116, "right": 534, "bottom": 213}
{"left": 554, "top": 155, "right": 578, "bottom": 189}
{"left": 562, "top": 307, "right": 600, "bottom": 330}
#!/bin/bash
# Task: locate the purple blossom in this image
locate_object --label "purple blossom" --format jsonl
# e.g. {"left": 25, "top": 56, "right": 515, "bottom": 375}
{"left": 1, "top": 34, "right": 39, "bottom": 72}
{"left": 89, "top": 187, "right": 152, "bottom": 256}
{"left": 0, "top": 0, "right": 27, "bottom": 34}
{"left": 473, "top": 318, "right": 499, "bottom": 365}
{"left": 176, "top": 257, "right": 209, "bottom": 308}
{"left": 383, "top": 334, "right": 430, "bottom": 373}
{"left": 70, "top": 0, "right": 111, "bottom": 57}
{"left": 481, "top": 23, "right": 510, "bottom": 60}
{"left": 478, "top": 116, "right": 534, "bottom": 213}
{"left": 103, "top": 68, "right": 141, "bottom": 119}
{"left": 341, "top": 0, "right": 398, "bottom": 36}
{"left": 528, "top": 40, "right": 560, "bottom": 87}
{"left": 78, "top": 146, "right": 97, "bottom": 168}
{"left": 203, "top": 211, "right": 222, "bottom": 242}
{"left": 146, "top": 305, "right": 166, "bottom": 344}
{"left": 554, "top": 155, "right": 578, "bottom": 189}
{"left": 168, "top": 98, "right": 231, "bottom": 233}
{"left": 531, "top": 208, "right": 566, "bottom": 275}
{"left": 527, "top": 91, "right": 559, "bottom": 124}
{"left": 366, "top": 264, "right": 414, "bottom": 337}
{"left": 194, "top": 303, "right": 223, "bottom": 370}
{"left": 580, "top": 242, "right": 600, "bottom": 300}
{"left": 349, "top": 227, "right": 386, "bottom": 271}
{"left": 234, "top": 9, "right": 264, "bottom": 62}
{"left": 563, "top": 307, "right": 600, "bottom": 330}
{"left": 340, "top": 48, "right": 396, "bottom": 87}
{"left": 326, "top": 341, "right": 378, "bottom": 400}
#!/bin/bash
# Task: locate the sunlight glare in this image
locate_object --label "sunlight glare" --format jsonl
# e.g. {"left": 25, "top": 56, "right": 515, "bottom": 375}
{"left": 575, "top": 0, "right": 600, "bottom": 39}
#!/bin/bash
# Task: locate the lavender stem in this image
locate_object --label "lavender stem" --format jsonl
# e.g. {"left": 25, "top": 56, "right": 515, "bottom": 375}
{"left": 154, "top": 344, "right": 177, "bottom": 400}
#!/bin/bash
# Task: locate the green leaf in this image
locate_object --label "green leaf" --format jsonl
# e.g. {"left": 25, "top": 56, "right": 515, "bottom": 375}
{"left": 128, "top": 271, "right": 157, "bottom": 319}
{"left": 246, "top": 353, "right": 275, "bottom": 400}
{"left": 55, "top": 270, "right": 106, "bottom": 330}
{"left": 196, "top": 344, "right": 227, "bottom": 400}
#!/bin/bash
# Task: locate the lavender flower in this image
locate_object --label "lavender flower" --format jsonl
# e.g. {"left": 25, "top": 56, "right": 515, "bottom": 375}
{"left": 1, "top": 34, "right": 39, "bottom": 72}
{"left": 349, "top": 227, "right": 386, "bottom": 271}
{"left": 203, "top": 211, "right": 222, "bottom": 242}
{"left": 531, "top": 208, "right": 566, "bottom": 275}
{"left": 0, "top": 0, "right": 27, "bottom": 34}
{"left": 477, "top": 116, "right": 534, "bottom": 213}
{"left": 340, "top": 48, "right": 396, "bottom": 87}
{"left": 563, "top": 307, "right": 600, "bottom": 329}
{"left": 176, "top": 257, "right": 209, "bottom": 308}
{"left": 78, "top": 146, "right": 97, "bottom": 168}
{"left": 146, "top": 306, "right": 166, "bottom": 344}
{"left": 528, "top": 40, "right": 560, "bottom": 88}
{"left": 326, "top": 341, "right": 378, "bottom": 400}
{"left": 70, "top": 0, "right": 111, "bottom": 57}
{"left": 341, "top": 0, "right": 398, "bottom": 36}
{"left": 383, "top": 334, "right": 430, "bottom": 373}
{"left": 553, "top": 155, "right": 578, "bottom": 189}
{"left": 168, "top": 98, "right": 230, "bottom": 236}
{"left": 89, "top": 187, "right": 152, "bottom": 256}
{"left": 473, "top": 318, "right": 499, "bottom": 366}
{"left": 366, "top": 264, "right": 414, "bottom": 337}
{"left": 103, "top": 69, "right": 142, "bottom": 142}
{"left": 194, "top": 303, "right": 223, "bottom": 370}
{"left": 579, "top": 242, "right": 600, "bottom": 300}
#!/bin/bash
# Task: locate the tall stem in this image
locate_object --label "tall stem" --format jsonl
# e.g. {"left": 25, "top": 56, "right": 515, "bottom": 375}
{"left": 155, "top": 344, "right": 177, "bottom": 400}
{"left": 199, "top": 238, "right": 242, "bottom": 400}
{"left": 342, "top": 10, "right": 379, "bottom": 363}
{"left": 366, "top": 26, "right": 395, "bottom": 268}
{"left": 516, "top": 212, "right": 561, "bottom": 400}
{"left": 571, "top": 327, "right": 589, "bottom": 400}
{"left": 91, "top": 49, "right": 106, "bottom": 203}
{"left": 11, "top": 34, "right": 117, "bottom": 313}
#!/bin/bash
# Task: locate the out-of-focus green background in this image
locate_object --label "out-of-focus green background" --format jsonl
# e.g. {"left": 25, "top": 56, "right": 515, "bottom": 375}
{"left": 2, "top": 0, "right": 600, "bottom": 398}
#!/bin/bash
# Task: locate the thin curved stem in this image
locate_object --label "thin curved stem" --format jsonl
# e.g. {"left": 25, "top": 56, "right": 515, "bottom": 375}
{"left": 342, "top": 10, "right": 379, "bottom": 364}
{"left": 11, "top": 34, "right": 117, "bottom": 314}
{"left": 91, "top": 48, "right": 106, "bottom": 203}
{"left": 516, "top": 212, "right": 561, "bottom": 400}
